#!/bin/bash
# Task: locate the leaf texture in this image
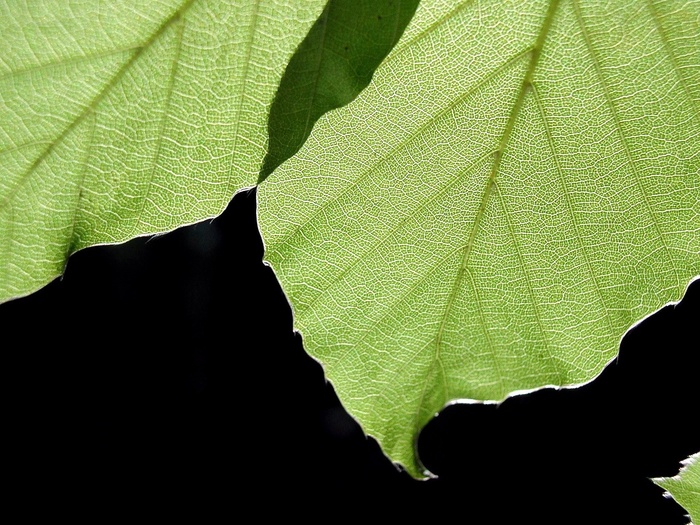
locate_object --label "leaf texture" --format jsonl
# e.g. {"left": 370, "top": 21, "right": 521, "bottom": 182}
{"left": 259, "top": 0, "right": 421, "bottom": 182}
{"left": 258, "top": 0, "right": 700, "bottom": 477}
{"left": 655, "top": 454, "right": 700, "bottom": 524}
{"left": 0, "top": 0, "right": 326, "bottom": 302}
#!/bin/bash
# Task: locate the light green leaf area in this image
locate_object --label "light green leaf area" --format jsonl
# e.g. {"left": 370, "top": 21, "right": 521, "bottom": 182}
{"left": 259, "top": 0, "right": 420, "bottom": 183}
{"left": 654, "top": 454, "right": 700, "bottom": 524}
{"left": 258, "top": 0, "right": 700, "bottom": 477}
{"left": 0, "top": 0, "right": 326, "bottom": 302}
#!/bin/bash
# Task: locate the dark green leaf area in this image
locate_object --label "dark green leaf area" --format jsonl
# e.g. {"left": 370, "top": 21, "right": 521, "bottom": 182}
{"left": 259, "top": 0, "right": 420, "bottom": 182}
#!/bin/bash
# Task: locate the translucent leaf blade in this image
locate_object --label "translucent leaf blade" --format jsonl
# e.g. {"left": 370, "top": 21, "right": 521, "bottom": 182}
{"left": 258, "top": 0, "right": 700, "bottom": 477}
{"left": 0, "top": 0, "right": 326, "bottom": 302}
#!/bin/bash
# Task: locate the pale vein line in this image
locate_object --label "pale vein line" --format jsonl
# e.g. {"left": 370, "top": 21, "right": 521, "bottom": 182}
{"left": 382, "top": 0, "right": 477, "bottom": 67}
{"left": 276, "top": 48, "right": 531, "bottom": 253}
{"left": 295, "top": 149, "right": 494, "bottom": 317}
{"left": 430, "top": 0, "right": 561, "bottom": 403}
{"left": 531, "top": 83, "right": 617, "bottom": 339}
{"left": 645, "top": 0, "right": 700, "bottom": 126}
{"left": 227, "top": 0, "right": 260, "bottom": 197}
{"left": 65, "top": 110, "right": 96, "bottom": 257}
{"left": 0, "top": 196, "right": 16, "bottom": 288}
{"left": 464, "top": 265, "right": 504, "bottom": 397}
{"left": 0, "top": 140, "right": 53, "bottom": 158}
{"left": 326, "top": 241, "right": 467, "bottom": 369}
{"left": 368, "top": 335, "right": 443, "bottom": 447}
{"left": 135, "top": 11, "right": 186, "bottom": 234}
{"left": 493, "top": 179, "right": 561, "bottom": 381}
{"left": 410, "top": 337, "right": 446, "bottom": 443}
{"left": 0, "top": 0, "right": 196, "bottom": 215}
{"left": 0, "top": 46, "right": 143, "bottom": 83}
{"left": 318, "top": 160, "right": 501, "bottom": 376}
{"left": 573, "top": 0, "right": 682, "bottom": 293}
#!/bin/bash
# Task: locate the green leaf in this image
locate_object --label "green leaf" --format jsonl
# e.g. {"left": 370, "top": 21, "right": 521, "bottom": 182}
{"left": 0, "top": 0, "right": 327, "bottom": 302}
{"left": 257, "top": 0, "right": 700, "bottom": 477}
{"left": 654, "top": 454, "right": 700, "bottom": 524}
{"left": 259, "top": 0, "right": 421, "bottom": 183}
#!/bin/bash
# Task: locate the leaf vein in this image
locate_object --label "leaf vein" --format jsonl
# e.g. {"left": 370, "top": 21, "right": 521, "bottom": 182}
{"left": 227, "top": 0, "right": 261, "bottom": 197}
{"left": 294, "top": 149, "right": 493, "bottom": 317}
{"left": 0, "top": 45, "right": 143, "bottom": 83}
{"left": 135, "top": 10, "right": 187, "bottom": 233}
{"left": 530, "top": 83, "right": 617, "bottom": 343}
{"left": 573, "top": 0, "right": 682, "bottom": 293}
{"left": 275, "top": 48, "right": 531, "bottom": 254}
{"left": 383, "top": 0, "right": 477, "bottom": 67}
{"left": 493, "top": 179, "right": 562, "bottom": 380}
{"left": 432, "top": 0, "right": 562, "bottom": 396}
{"left": 65, "top": 111, "right": 96, "bottom": 256}
{"left": 645, "top": 0, "right": 700, "bottom": 126}
{"left": 0, "top": 0, "right": 196, "bottom": 217}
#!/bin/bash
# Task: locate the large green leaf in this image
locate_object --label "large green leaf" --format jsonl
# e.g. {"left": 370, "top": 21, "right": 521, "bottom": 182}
{"left": 654, "top": 454, "right": 700, "bottom": 524}
{"left": 258, "top": 0, "right": 700, "bottom": 478}
{"left": 0, "top": 0, "right": 327, "bottom": 302}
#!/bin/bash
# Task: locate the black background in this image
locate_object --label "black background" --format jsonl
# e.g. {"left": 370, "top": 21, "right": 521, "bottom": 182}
{"left": 4, "top": 188, "right": 698, "bottom": 522}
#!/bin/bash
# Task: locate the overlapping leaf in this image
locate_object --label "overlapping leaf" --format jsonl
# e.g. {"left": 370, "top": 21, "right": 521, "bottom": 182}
{"left": 258, "top": 0, "right": 700, "bottom": 477}
{"left": 0, "top": 0, "right": 326, "bottom": 301}
{"left": 259, "top": 0, "right": 420, "bottom": 182}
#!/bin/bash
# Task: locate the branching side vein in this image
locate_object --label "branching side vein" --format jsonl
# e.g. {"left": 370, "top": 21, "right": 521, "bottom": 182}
{"left": 431, "top": 0, "right": 561, "bottom": 400}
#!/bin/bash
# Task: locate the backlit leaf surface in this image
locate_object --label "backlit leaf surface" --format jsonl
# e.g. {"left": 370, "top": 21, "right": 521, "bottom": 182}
{"left": 0, "top": 0, "right": 326, "bottom": 301}
{"left": 258, "top": 0, "right": 700, "bottom": 477}
{"left": 259, "top": 0, "right": 421, "bottom": 182}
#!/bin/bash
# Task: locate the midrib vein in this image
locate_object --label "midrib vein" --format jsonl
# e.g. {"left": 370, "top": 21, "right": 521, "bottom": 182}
{"left": 277, "top": 47, "right": 530, "bottom": 256}
{"left": 0, "top": 0, "right": 196, "bottom": 215}
{"left": 431, "top": 0, "right": 561, "bottom": 387}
